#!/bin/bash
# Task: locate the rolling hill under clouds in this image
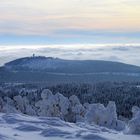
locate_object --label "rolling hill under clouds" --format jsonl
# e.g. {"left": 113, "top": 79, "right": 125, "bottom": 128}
{"left": 1, "top": 56, "right": 140, "bottom": 83}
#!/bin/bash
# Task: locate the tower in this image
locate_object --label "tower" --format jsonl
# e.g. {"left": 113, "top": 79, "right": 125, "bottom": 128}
{"left": 33, "top": 54, "right": 35, "bottom": 57}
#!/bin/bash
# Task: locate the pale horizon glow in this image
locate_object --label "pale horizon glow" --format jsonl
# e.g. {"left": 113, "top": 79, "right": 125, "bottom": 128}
{"left": 0, "top": 0, "right": 140, "bottom": 33}
{"left": 0, "top": 0, "right": 140, "bottom": 44}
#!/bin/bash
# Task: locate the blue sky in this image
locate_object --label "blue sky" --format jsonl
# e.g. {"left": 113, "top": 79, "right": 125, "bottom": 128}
{"left": 0, "top": 31, "right": 140, "bottom": 45}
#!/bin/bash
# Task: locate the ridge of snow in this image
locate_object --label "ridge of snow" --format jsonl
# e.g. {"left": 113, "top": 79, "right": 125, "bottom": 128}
{"left": 0, "top": 113, "right": 139, "bottom": 140}
{"left": 5, "top": 56, "right": 65, "bottom": 70}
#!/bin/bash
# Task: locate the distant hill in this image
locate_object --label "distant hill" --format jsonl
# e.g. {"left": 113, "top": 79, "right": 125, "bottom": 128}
{"left": 1, "top": 56, "right": 140, "bottom": 83}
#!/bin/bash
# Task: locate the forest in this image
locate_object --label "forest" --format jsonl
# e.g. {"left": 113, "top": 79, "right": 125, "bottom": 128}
{"left": 0, "top": 81, "right": 140, "bottom": 119}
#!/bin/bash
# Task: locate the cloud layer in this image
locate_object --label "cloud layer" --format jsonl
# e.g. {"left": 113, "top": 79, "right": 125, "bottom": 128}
{"left": 0, "top": 44, "right": 140, "bottom": 66}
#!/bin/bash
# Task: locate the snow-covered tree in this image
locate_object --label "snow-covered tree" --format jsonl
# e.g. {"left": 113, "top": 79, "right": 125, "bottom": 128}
{"left": 54, "top": 92, "right": 70, "bottom": 119}
{"left": 14, "top": 95, "right": 25, "bottom": 113}
{"left": 68, "top": 95, "right": 85, "bottom": 122}
{"left": 127, "top": 106, "right": 140, "bottom": 134}
{"left": 22, "top": 96, "right": 36, "bottom": 116}
{"left": 71, "top": 104, "right": 85, "bottom": 122}
{"left": 0, "top": 86, "right": 129, "bottom": 131}
{"left": 85, "top": 101, "right": 125, "bottom": 130}
{"left": 35, "top": 89, "right": 61, "bottom": 117}
{"left": 3, "top": 97, "right": 18, "bottom": 113}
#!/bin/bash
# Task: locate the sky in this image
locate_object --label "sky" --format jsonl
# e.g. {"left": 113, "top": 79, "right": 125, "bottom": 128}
{"left": 0, "top": 0, "right": 140, "bottom": 44}
{"left": 0, "top": 0, "right": 140, "bottom": 66}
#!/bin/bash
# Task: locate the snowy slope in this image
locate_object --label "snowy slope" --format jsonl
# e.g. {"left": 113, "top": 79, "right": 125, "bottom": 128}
{"left": 0, "top": 113, "right": 139, "bottom": 140}
{"left": 1, "top": 56, "right": 140, "bottom": 83}
{"left": 4, "top": 56, "right": 66, "bottom": 70}
{"left": 4, "top": 56, "right": 140, "bottom": 73}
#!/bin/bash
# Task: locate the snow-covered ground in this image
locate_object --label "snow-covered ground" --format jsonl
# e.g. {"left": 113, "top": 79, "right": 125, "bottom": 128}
{"left": 0, "top": 113, "right": 139, "bottom": 140}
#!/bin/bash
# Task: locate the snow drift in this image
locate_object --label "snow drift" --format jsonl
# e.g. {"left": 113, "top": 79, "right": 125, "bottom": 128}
{"left": 0, "top": 113, "right": 139, "bottom": 140}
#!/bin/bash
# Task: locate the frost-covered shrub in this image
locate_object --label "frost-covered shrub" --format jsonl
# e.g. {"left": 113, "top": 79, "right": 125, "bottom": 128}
{"left": 54, "top": 93, "right": 70, "bottom": 118}
{"left": 85, "top": 101, "right": 125, "bottom": 130}
{"left": 25, "top": 104, "right": 36, "bottom": 116}
{"left": 127, "top": 106, "right": 140, "bottom": 134}
{"left": 35, "top": 89, "right": 56, "bottom": 117}
{"left": 0, "top": 87, "right": 127, "bottom": 131}
{"left": 85, "top": 103, "right": 105, "bottom": 124}
{"left": 22, "top": 96, "right": 36, "bottom": 116}
{"left": 71, "top": 104, "right": 85, "bottom": 122}
{"left": 132, "top": 106, "right": 140, "bottom": 118}
{"left": 14, "top": 95, "right": 25, "bottom": 113}
{"left": 13, "top": 95, "right": 36, "bottom": 115}
{"left": 2, "top": 97, "right": 18, "bottom": 113}
{"left": 36, "top": 90, "right": 71, "bottom": 119}
{"left": 68, "top": 95, "right": 85, "bottom": 122}
{"left": 35, "top": 93, "right": 85, "bottom": 122}
{"left": 41, "top": 89, "right": 53, "bottom": 100}
{"left": 69, "top": 95, "right": 81, "bottom": 106}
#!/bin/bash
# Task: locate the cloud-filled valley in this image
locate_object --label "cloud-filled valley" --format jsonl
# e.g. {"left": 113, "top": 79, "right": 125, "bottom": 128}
{"left": 0, "top": 44, "right": 140, "bottom": 66}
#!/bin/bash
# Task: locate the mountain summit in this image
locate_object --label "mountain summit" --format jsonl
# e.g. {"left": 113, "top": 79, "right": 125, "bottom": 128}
{"left": 1, "top": 56, "right": 140, "bottom": 83}
{"left": 4, "top": 56, "right": 140, "bottom": 73}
